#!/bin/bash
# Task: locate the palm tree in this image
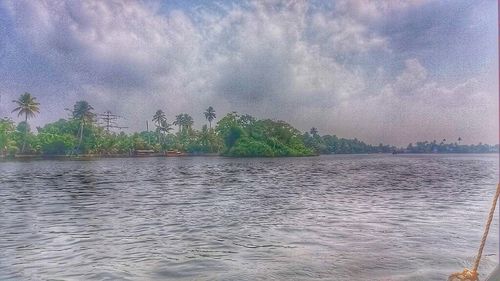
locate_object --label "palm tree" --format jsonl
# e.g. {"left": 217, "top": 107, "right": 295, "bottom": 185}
{"left": 174, "top": 113, "right": 194, "bottom": 133}
{"left": 183, "top": 114, "right": 193, "bottom": 132}
{"left": 310, "top": 127, "right": 318, "bottom": 136}
{"left": 173, "top": 114, "right": 184, "bottom": 133}
{"left": 152, "top": 110, "right": 167, "bottom": 127}
{"left": 159, "top": 120, "right": 173, "bottom": 135}
{"left": 204, "top": 106, "right": 216, "bottom": 129}
{"left": 152, "top": 110, "right": 167, "bottom": 143}
{"left": 12, "top": 92, "right": 40, "bottom": 153}
{"left": 458, "top": 137, "right": 462, "bottom": 144}
{"left": 72, "top": 101, "right": 95, "bottom": 153}
{"left": 156, "top": 120, "right": 173, "bottom": 145}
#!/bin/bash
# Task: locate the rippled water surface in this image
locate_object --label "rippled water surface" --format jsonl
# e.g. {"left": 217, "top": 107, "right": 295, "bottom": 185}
{"left": 0, "top": 154, "right": 499, "bottom": 280}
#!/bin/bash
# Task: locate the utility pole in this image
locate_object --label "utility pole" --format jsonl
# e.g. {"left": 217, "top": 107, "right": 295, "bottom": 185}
{"left": 98, "top": 110, "right": 127, "bottom": 133}
{"left": 146, "top": 120, "right": 150, "bottom": 145}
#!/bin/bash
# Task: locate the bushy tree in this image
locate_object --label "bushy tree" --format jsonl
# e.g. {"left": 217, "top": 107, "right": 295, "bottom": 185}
{"left": 215, "top": 112, "right": 314, "bottom": 157}
{"left": 0, "top": 118, "right": 17, "bottom": 156}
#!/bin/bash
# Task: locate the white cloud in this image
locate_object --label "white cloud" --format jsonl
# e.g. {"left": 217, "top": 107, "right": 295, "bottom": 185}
{"left": 333, "top": 59, "right": 498, "bottom": 145}
{"left": 335, "top": 0, "right": 430, "bottom": 21}
{"left": 310, "top": 12, "right": 388, "bottom": 54}
{"left": 384, "top": 58, "right": 428, "bottom": 96}
{"left": 0, "top": 0, "right": 496, "bottom": 145}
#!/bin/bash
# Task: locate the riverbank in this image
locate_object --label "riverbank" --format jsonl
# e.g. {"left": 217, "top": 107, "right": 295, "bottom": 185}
{"left": 2, "top": 152, "right": 498, "bottom": 162}
{"left": 0, "top": 152, "right": 221, "bottom": 161}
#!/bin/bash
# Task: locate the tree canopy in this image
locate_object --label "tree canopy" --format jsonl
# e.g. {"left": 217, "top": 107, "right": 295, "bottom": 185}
{"left": 1, "top": 95, "right": 498, "bottom": 157}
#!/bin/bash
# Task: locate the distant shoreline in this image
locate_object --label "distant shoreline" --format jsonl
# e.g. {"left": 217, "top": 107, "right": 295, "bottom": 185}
{"left": 2, "top": 97, "right": 497, "bottom": 158}
{"left": 0, "top": 152, "right": 497, "bottom": 162}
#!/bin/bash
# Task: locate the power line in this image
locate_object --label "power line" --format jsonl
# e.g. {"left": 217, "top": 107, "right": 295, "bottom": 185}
{"left": 98, "top": 110, "right": 128, "bottom": 132}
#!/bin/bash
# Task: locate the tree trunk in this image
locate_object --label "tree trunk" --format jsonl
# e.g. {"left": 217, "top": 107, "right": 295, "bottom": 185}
{"left": 21, "top": 114, "right": 28, "bottom": 153}
{"left": 77, "top": 120, "right": 84, "bottom": 153}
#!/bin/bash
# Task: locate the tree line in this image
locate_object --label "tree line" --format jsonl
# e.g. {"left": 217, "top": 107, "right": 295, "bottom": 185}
{"left": 0, "top": 92, "right": 497, "bottom": 157}
{"left": 404, "top": 140, "right": 498, "bottom": 154}
{"left": 0, "top": 93, "right": 224, "bottom": 156}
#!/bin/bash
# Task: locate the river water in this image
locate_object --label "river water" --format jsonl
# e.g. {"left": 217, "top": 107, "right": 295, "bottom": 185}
{"left": 0, "top": 154, "right": 498, "bottom": 281}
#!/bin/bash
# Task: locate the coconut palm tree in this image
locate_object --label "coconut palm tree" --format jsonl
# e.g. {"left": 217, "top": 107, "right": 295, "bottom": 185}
{"left": 159, "top": 120, "right": 173, "bottom": 134}
{"left": 156, "top": 120, "right": 173, "bottom": 145}
{"left": 173, "top": 114, "right": 184, "bottom": 133}
{"left": 152, "top": 110, "right": 167, "bottom": 142}
{"left": 174, "top": 113, "right": 194, "bottom": 133}
{"left": 310, "top": 127, "right": 318, "bottom": 136}
{"left": 12, "top": 92, "right": 40, "bottom": 153}
{"left": 204, "top": 106, "right": 216, "bottom": 129}
{"left": 183, "top": 114, "right": 193, "bottom": 132}
{"left": 152, "top": 110, "right": 167, "bottom": 127}
{"left": 72, "top": 100, "right": 95, "bottom": 153}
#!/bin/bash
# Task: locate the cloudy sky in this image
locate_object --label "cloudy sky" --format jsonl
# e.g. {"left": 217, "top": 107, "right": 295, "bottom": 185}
{"left": 0, "top": 0, "right": 497, "bottom": 146}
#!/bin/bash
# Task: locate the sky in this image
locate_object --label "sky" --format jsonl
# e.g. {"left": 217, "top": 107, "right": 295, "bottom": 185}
{"left": 0, "top": 0, "right": 497, "bottom": 146}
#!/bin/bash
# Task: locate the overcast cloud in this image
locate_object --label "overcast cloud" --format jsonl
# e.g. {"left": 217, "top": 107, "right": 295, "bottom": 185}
{"left": 0, "top": 0, "right": 497, "bottom": 146}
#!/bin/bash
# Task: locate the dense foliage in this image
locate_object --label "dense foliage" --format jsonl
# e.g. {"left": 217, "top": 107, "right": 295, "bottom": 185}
{"left": 0, "top": 94, "right": 498, "bottom": 157}
{"left": 216, "top": 112, "right": 314, "bottom": 157}
{"left": 0, "top": 118, "right": 17, "bottom": 155}
{"left": 0, "top": 99, "right": 226, "bottom": 156}
{"left": 302, "top": 128, "right": 395, "bottom": 154}
{"left": 404, "top": 140, "right": 498, "bottom": 154}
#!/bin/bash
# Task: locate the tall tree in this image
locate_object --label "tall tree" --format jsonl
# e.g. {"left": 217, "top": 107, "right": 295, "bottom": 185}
{"left": 152, "top": 110, "right": 167, "bottom": 127}
{"left": 204, "top": 106, "right": 216, "bottom": 129}
{"left": 12, "top": 92, "right": 40, "bottom": 153}
{"left": 183, "top": 114, "right": 194, "bottom": 132}
{"left": 173, "top": 114, "right": 184, "bottom": 133}
{"left": 152, "top": 110, "right": 167, "bottom": 143}
{"left": 156, "top": 120, "right": 173, "bottom": 145}
{"left": 72, "top": 101, "right": 95, "bottom": 153}
{"left": 174, "top": 113, "right": 193, "bottom": 133}
{"left": 159, "top": 120, "right": 173, "bottom": 135}
{"left": 310, "top": 127, "right": 318, "bottom": 136}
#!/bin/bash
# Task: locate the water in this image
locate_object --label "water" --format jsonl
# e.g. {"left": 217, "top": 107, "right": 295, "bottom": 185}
{"left": 0, "top": 154, "right": 498, "bottom": 281}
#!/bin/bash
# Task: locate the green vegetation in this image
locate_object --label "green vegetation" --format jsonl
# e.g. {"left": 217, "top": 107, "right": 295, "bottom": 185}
{"left": 11, "top": 92, "right": 40, "bottom": 153}
{"left": 0, "top": 118, "right": 17, "bottom": 155}
{"left": 216, "top": 112, "right": 314, "bottom": 157}
{"left": 204, "top": 106, "right": 216, "bottom": 129}
{"left": 404, "top": 140, "right": 498, "bottom": 154}
{"left": 0, "top": 93, "right": 497, "bottom": 158}
{"left": 303, "top": 128, "right": 396, "bottom": 154}
{"left": 71, "top": 101, "right": 96, "bottom": 153}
